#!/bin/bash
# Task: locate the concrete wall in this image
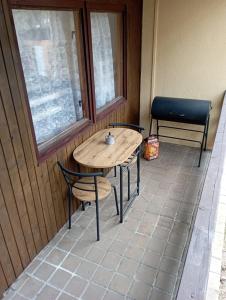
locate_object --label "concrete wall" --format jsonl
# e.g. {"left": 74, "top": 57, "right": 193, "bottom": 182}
{"left": 140, "top": 0, "right": 226, "bottom": 148}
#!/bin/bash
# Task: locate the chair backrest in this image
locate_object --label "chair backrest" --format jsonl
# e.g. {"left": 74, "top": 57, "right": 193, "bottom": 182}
{"left": 109, "top": 122, "right": 145, "bottom": 133}
{"left": 57, "top": 161, "right": 103, "bottom": 193}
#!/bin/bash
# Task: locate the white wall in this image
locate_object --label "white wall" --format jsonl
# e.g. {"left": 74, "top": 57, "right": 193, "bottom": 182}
{"left": 140, "top": 0, "right": 226, "bottom": 148}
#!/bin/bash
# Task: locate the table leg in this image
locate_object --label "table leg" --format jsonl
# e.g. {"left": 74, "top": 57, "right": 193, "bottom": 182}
{"left": 120, "top": 165, "right": 123, "bottom": 223}
{"left": 137, "top": 146, "right": 141, "bottom": 195}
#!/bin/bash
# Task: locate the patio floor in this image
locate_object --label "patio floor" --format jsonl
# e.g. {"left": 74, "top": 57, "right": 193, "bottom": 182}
{"left": 2, "top": 142, "right": 211, "bottom": 300}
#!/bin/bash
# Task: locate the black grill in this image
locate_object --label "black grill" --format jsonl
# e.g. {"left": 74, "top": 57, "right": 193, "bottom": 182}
{"left": 149, "top": 96, "right": 212, "bottom": 166}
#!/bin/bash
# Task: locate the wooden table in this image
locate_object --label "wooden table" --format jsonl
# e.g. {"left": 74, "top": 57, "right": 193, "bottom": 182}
{"left": 73, "top": 128, "right": 143, "bottom": 222}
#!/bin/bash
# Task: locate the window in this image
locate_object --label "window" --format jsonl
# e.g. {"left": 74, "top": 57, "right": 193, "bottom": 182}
{"left": 10, "top": 1, "right": 126, "bottom": 160}
{"left": 13, "top": 9, "right": 88, "bottom": 145}
{"left": 90, "top": 12, "right": 124, "bottom": 110}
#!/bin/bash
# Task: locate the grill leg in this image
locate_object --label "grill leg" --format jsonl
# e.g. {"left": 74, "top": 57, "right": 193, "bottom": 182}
{"left": 198, "top": 125, "right": 206, "bottom": 167}
{"left": 204, "top": 116, "right": 210, "bottom": 151}
{"left": 157, "top": 120, "right": 159, "bottom": 139}
{"left": 149, "top": 117, "right": 153, "bottom": 136}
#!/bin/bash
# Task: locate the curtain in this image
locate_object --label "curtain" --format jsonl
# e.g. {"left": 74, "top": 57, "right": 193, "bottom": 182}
{"left": 91, "top": 13, "right": 116, "bottom": 109}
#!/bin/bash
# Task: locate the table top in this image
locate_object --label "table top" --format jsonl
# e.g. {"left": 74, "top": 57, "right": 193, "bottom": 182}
{"left": 73, "top": 128, "right": 143, "bottom": 168}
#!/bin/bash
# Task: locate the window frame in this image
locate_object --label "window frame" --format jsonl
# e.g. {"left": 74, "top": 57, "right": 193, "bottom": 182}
{"left": 86, "top": 2, "right": 127, "bottom": 121}
{"left": 9, "top": 0, "right": 127, "bottom": 162}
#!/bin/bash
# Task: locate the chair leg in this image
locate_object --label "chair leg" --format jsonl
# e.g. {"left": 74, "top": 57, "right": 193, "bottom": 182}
{"left": 95, "top": 198, "right": 100, "bottom": 241}
{"left": 112, "top": 185, "right": 119, "bottom": 215}
{"left": 68, "top": 189, "right": 72, "bottom": 229}
{"left": 114, "top": 166, "right": 117, "bottom": 177}
{"left": 81, "top": 201, "right": 85, "bottom": 211}
{"left": 127, "top": 167, "right": 130, "bottom": 201}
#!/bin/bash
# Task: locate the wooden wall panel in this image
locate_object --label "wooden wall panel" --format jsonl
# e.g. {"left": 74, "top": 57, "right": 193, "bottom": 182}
{"left": 0, "top": 263, "right": 8, "bottom": 296}
{"left": 0, "top": 187, "right": 23, "bottom": 278}
{"left": 0, "top": 0, "right": 142, "bottom": 297}
{"left": 0, "top": 226, "right": 16, "bottom": 286}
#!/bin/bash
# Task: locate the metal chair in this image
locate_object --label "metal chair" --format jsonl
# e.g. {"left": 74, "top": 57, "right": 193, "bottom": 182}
{"left": 109, "top": 123, "right": 144, "bottom": 201}
{"left": 57, "top": 161, "right": 119, "bottom": 241}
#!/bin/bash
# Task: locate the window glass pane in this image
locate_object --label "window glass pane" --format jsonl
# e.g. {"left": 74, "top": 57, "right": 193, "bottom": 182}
{"left": 12, "top": 9, "right": 84, "bottom": 144}
{"left": 90, "top": 12, "right": 123, "bottom": 109}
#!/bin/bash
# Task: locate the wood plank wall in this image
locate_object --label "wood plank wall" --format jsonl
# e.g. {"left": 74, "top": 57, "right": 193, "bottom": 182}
{"left": 0, "top": 0, "right": 142, "bottom": 296}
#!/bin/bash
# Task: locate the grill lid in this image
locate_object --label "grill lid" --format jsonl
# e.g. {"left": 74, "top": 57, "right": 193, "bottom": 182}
{"left": 151, "top": 96, "right": 211, "bottom": 125}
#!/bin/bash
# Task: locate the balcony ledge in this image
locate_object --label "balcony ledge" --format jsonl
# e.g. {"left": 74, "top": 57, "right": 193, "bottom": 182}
{"left": 177, "top": 91, "right": 226, "bottom": 300}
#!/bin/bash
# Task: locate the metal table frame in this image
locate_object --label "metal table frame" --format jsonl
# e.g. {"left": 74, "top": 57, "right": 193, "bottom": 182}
{"left": 73, "top": 128, "right": 143, "bottom": 224}
{"left": 119, "top": 145, "right": 141, "bottom": 223}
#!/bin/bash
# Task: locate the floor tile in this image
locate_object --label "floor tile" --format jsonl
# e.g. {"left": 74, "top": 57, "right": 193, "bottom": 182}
{"left": 103, "top": 290, "right": 125, "bottom": 300}
{"left": 129, "top": 233, "right": 149, "bottom": 249}
{"left": 168, "top": 231, "right": 188, "bottom": 247}
{"left": 48, "top": 269, "right": 71, "bottom": 289}
{"left": 108, "top": 239, "right": 128, "bottom": 256}
{"left": 109, "top": 273, "right": 131, "bottom": 295}
{"left": 18, "top": 277, "right": 43, "bottom": 298}
{"left": 11, "top": 294, "right": 27, "bottom": 300}
{"left": 150, "top": 288, "right": 172, "bottom": 300}
{"left": 81, "top": 283, "right": 105, "bottom": 300}
{"left": 101, "top": 251, "right": 122, "bottom": 271}
{"left": 76, "top": 260, "right": 97, "bottom": 280}
{"left": 158, "top": 216, "right": 174, "bottom": 230}
{"left": 117, "top": 257, "right": 139, "bottom": 277}
{"left": 45, "top": 249, "right": 67, "bottom": 266}
{"left": 152, "top": 226, "right": 170, "bottom": 240}
{"left": 36, "top": 285, "right": 60, "bottom": 300}
{"left": 116, "top": 228, "right": 135, "bottom": 243}
{"left": 37, "top": 246, "right": 53, "bottom": 260}
{"left": 155, "top": 271, "right": 177, "bottom": 294}
{"left": 64, "top": 224, "right": 84, "bottom": 240}
{"left": 24, "top": 259, "right": 42, "bottom": 275}
{"left": 60, "top": 254, "right": 82, "bottom": 273}
{"left": 56, "top": 236, "right": 76, "bottom": 252}
{"left": 71, "top": 239, "right": 92, "bottom": 257}
{"left": 164, "top": 243, "right": 184, "bottom": 260}
{"left": 123, "top": 217, "right": 140, "bottom": 232}
{"left": 64, "top": 276, "right": 88, "bottom": 297}
{"left": 161, "top": 206, "right": 177, "bottom": 219}
{"left": 137, "top": 221, "right": 155, "bottom": 236}
{"left": 85, "top": 246, "right": 106, "bottom": 264}
{"left": 159, "top": 257, "right": 180, "bottom": 275}
{"left": 34, "top": 262, "right": 56, "bottom": 281}
{"left": 58, "top": 293, "right": 76, "bottom": 300}
{"left": 11, "top": 273, "right": 29, "bottom": 291}
{"left": 92, "top": 266, "right": 114, "bottom": 288}
{"left": 128, "top": 280, "right": 151, "bottom": 300}
{"left": 135, "top": 264, "right": 156, "bottom": 286}
{"left": 142, "top": 250, "right": 162, "bottom": 269}
{"left": 124, "top": 245, "right": 145, "bottom": 262}
{"left": 147, "top": 237, "right": 167, "bottom": 254}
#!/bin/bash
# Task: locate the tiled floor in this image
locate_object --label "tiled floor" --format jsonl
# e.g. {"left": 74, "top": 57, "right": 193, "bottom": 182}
{"left": 2, "top": 143, "right": 211, "bottom": 300}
